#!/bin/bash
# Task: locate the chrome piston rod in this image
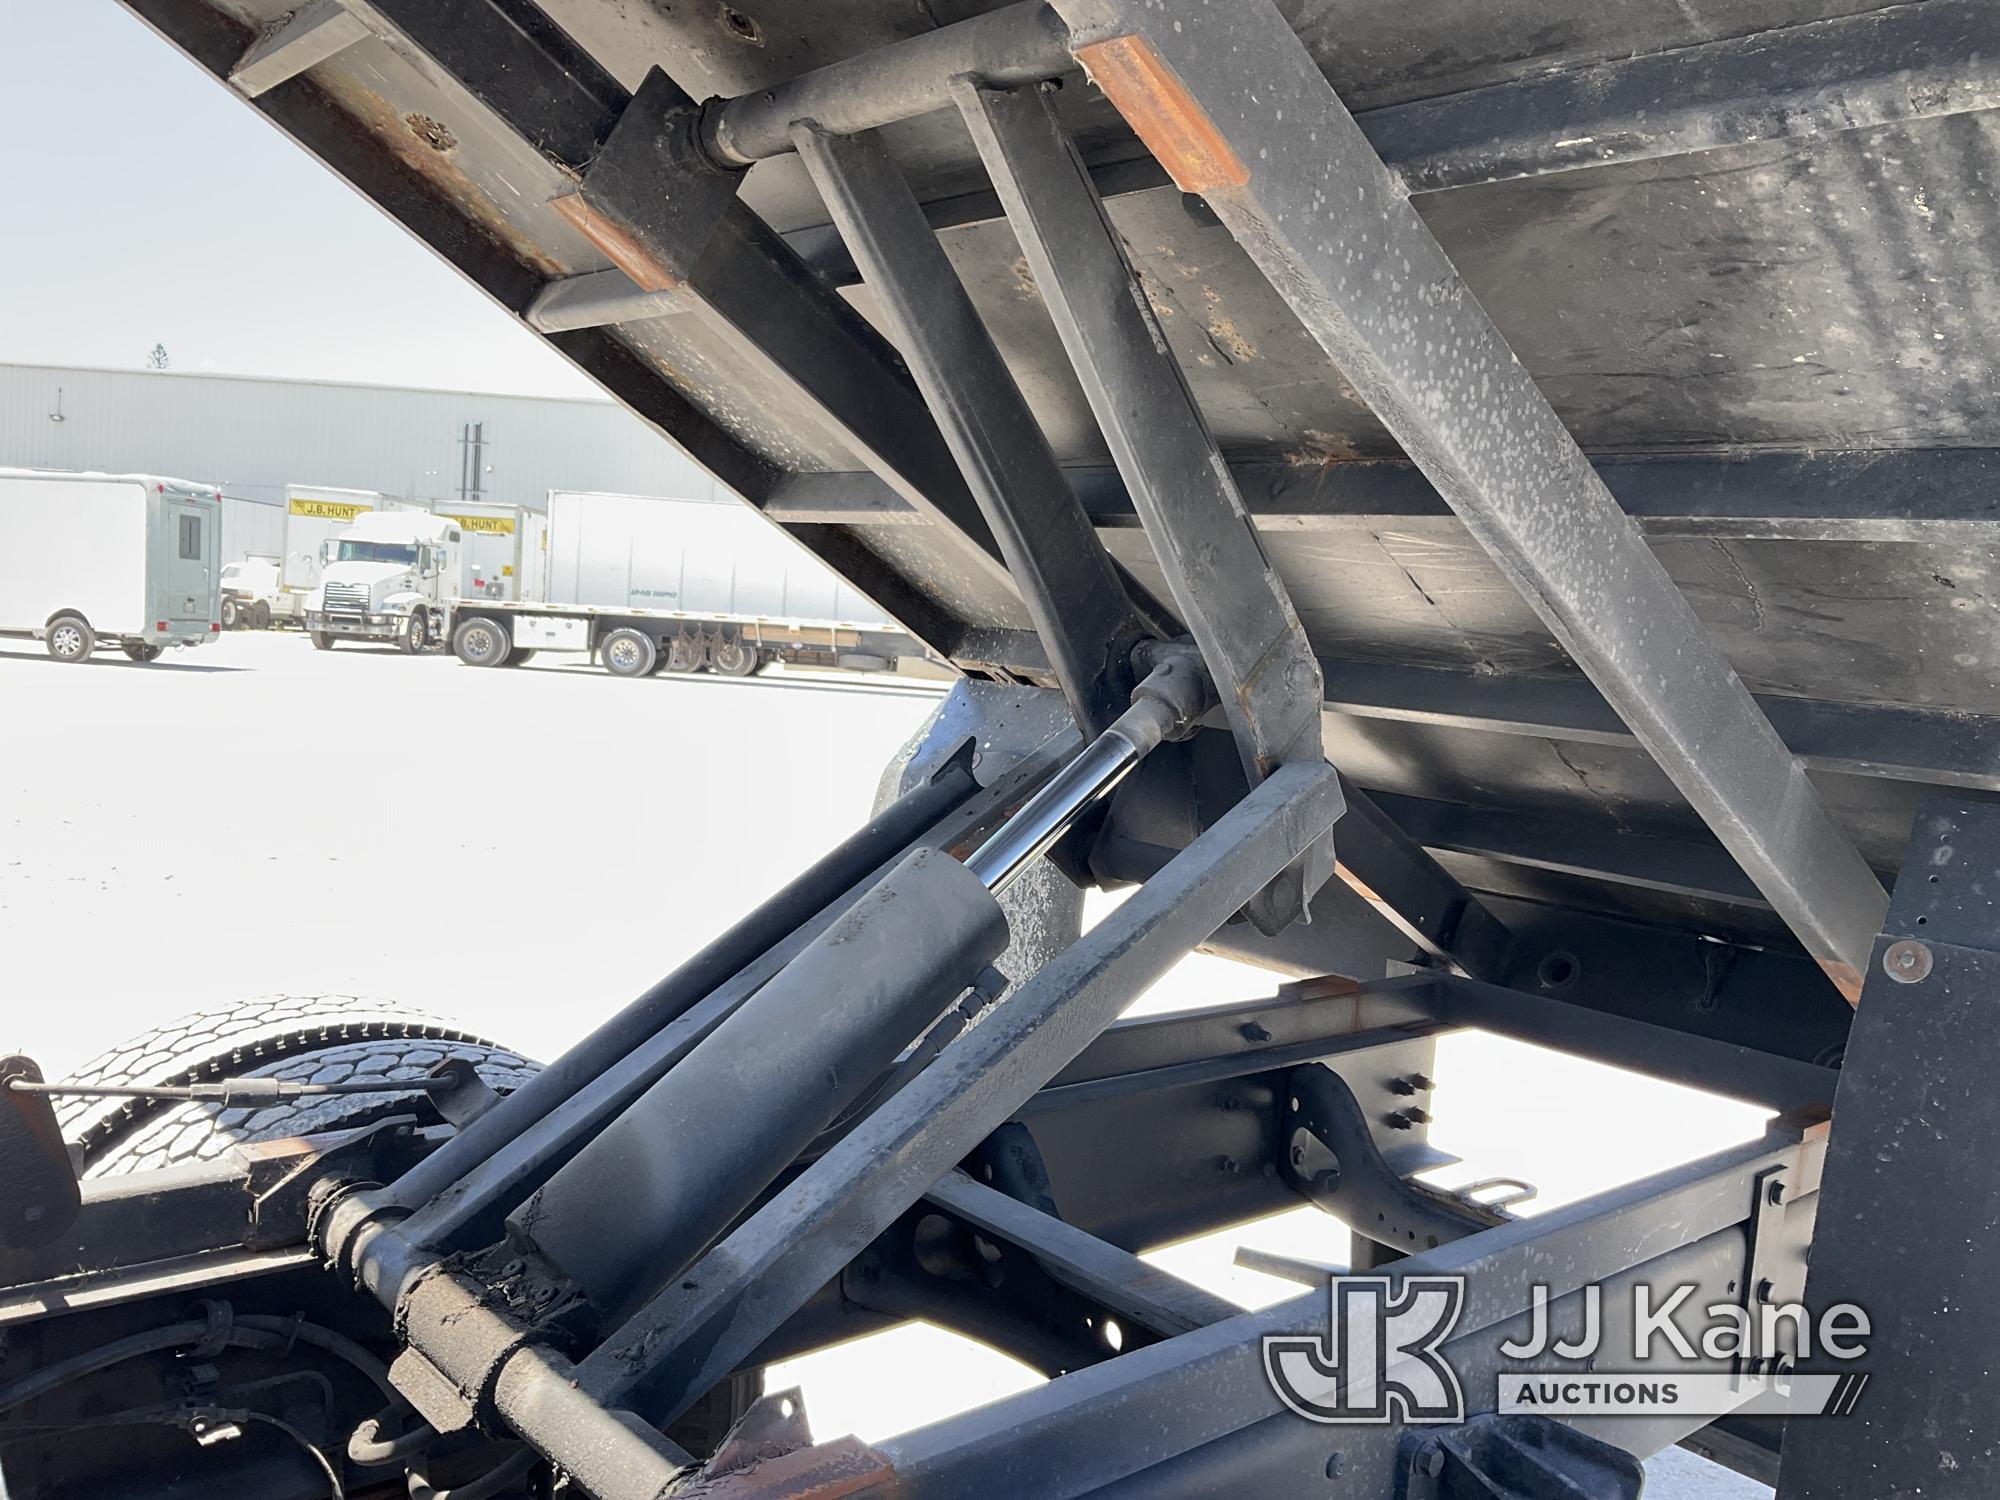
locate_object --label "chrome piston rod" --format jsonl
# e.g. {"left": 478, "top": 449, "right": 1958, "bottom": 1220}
{"left": 965, "top": 651, "right": 1211, "bottom": 894}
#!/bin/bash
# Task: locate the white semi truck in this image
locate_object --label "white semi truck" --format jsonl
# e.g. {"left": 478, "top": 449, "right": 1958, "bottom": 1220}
{"left": 0, "top": 468, "right": 222, "bottom": 662}
{"left": 304, "top": 510, "right": 471, "bottom": 652}
{"left": 218, "top": 486, "right": 427, "bottom": 627}
{"left": 446, "top": 488, "right": 913, "bottom": 677}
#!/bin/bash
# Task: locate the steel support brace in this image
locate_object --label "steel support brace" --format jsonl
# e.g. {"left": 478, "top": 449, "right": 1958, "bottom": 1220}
{"left": 573, "top": 761, "right": 1343, "bottom": 1428}
{"left": 1053, "top": 0, "right": 1887, "bottom": 998}
{"left": 954, "top": 82, "right": 1321, "bottom": 783}
{"left": 1778, "top": 801, "right": 2000, "bottom": 1498}
{"left": 922, "top": 1173, "right": 1238, "bottom": 1338}
{"left": 791, "top": 124, "right": 1158, "bottom": 734}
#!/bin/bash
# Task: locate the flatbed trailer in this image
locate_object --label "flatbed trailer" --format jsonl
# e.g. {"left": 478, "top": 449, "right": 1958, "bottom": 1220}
{"left": 449, "top": 596, "right": 912, "bottom": 676}
{"left": 8, "top": 1, "right": 2000, "bottom": 1497}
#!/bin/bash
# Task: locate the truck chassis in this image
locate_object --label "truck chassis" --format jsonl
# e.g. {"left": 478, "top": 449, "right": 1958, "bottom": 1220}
{"left": 8, "top": 0, "right": 2000, "bottom": 1496}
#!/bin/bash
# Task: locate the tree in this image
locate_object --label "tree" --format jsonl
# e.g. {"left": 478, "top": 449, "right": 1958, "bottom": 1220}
{"left": 146, "top": 343, "right": 171, "bottom": 371}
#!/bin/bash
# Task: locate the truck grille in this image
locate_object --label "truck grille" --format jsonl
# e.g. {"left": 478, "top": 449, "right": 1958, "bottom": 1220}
{"left": 323, "top": 582, "right": 370, "bottom": 614}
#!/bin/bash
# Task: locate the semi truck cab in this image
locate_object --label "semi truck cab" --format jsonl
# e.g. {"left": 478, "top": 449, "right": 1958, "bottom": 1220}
{"left": 304, "top": 511, "right": 465, "bottom": 653}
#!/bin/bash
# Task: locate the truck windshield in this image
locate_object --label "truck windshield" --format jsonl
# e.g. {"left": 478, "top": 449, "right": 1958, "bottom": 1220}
{"left": 337, "top": 541, "right": 419, "bottom": 564}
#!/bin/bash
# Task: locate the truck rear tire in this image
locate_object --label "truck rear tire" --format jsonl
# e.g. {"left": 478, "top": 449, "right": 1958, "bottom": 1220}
{"left": 453, "top": 616, "right": 510, "bottom": 667}
{"left": 311, "top": 631, "right": 337, "bottom": 651}
{"left": 250, "top": 601, "right": 271, "bottom": 630}
{"left": 45, "top": 614, "right": 94, "bottom": 663}
{"left": 504, "top": 646, "right": 537, "bottom": 666}
{"left": 712, "top": 637, "right": 759, "bottom": 677}
{"left": 601, "top": 628, "right": 657, "bottom": 677}
{"left": 221, "top": 597, "right": 240, "bottom": 629}
{"left": 54, "top": 994, "right": 538, "bottom": 1177}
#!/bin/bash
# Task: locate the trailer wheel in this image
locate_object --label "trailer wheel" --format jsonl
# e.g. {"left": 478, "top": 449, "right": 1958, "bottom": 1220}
{"left": 661, "top": 632, "right": 704, "bottom": 673}
{"left": 712, "top": 637, "right": 759, "bottom": 677}
{"left": 45, "top": 614, "right": 95, "bottom": 663}
{"left": 120, "top": 642, "right": 163, "bottom": 663}
{"left": 221, "top": 597, "right": 241, "bottom": 629}
{"left": 311, "top": 631, "right": 337, "bottom": 651}
{"left": 452, "top": 615, "right": 510, "bottom": 667}
{"left": 54, "top": 994, "right": 539, "bottom": 1177}
{"left": 601, "top": 628, "right": 658, "bottom": 677}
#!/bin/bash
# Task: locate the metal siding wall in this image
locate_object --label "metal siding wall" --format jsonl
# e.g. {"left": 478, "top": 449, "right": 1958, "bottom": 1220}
{"left": 0, "top": 363, "right": 716, "bottom": 515}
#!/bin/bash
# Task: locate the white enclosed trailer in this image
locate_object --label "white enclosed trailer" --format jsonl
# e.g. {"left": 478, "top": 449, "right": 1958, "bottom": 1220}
{"left": 438, "top": 503, "right": 549, "bottom": 603}
{"left": 446, "top": 489, "right": 912, "bottom": 676}
{"left": 0, "top": 468, "right": 222, "bottom": 662}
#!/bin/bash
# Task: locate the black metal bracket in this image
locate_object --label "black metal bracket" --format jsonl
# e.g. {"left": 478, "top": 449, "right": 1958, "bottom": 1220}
{"left": 1280, "top": 1064, "right": 1501, "bottom": 1255}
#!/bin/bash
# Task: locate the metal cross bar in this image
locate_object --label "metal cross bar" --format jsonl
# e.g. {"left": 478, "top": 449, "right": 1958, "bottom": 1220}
{"left": 1053, "top": 0, "right": 1888, "bottom": 998}
{"left": 572, "top": 760, "right": 1344, "bottom": 1428}
{"left": 1318, "top": 656, "right": 2000, "bottom": 794}
{"left": 792, "top": 124, "right": 1161, "bottom": 733}
{"left": 922, "top": 1173, "right": 1238, "bottom": 1338}
{"left": 755, "top": 1, "right": 2000, "bottom": 282}
{"left": 1369, "top": 971, "right": 1841, "bottom": 1113}
{"left": 770, "top": 447, "right": 2000, "bottom": 545}
{"left": 702, "top": 1, "right": 1072, "bottom": 166}
{"left": 1364, "top": 0, "right": 2000, "bottom": 196}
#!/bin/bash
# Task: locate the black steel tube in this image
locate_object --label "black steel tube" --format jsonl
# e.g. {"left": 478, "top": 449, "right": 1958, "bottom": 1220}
{"left": 378, "top": 755, "right": 978, "bottom": 1214}
{"left": 510, "top": 846, "right": 1008, "bottom": 1323}
{"left": 701, "top": 2, "right": 1072, "bottom": 166}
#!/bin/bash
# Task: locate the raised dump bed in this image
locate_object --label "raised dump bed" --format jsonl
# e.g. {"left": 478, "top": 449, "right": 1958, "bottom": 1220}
{"left": 4, "top": 2, "right": 1996, "bottom": 1496}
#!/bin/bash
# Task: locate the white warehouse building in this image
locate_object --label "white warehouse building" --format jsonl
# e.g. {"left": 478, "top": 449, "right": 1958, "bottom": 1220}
{"left": 0, "top": 362, "right": 725, "bottom": 564}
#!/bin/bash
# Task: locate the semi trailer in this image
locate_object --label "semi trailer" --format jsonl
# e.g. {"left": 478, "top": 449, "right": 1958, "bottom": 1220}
{"left": 7, "top": 3, "right": 2000, "bottom": 1499}
{"left": 447, "top": 488, "right": 912, "bottom": 675}
{"left": 0, "top": 467, "right": 222, "bottom": 662}
{"left": 439, "top": 502, "right": 550, "bottom": 603}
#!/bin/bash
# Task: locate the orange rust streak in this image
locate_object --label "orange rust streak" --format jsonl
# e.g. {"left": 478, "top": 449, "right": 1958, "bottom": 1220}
{"left": 1074, "top": 34, "right": 1249, "bottom": 195}
{"left": 550, "top": 192, "right": 679, "bottom": 293}
{"left": 1818, "top": 957, "right": 1864, "bottom": 1007}
{"left": 1333, "top": 858, "right": 1384, "bottom": 907}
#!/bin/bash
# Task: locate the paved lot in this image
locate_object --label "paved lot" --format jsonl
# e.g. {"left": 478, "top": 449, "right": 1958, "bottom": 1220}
{"left": 0, "top": 630, "right": 1766, "bottom": 1494}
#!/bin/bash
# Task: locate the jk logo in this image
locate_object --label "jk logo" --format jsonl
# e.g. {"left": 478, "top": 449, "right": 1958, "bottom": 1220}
{"left": 1263, "top": 1276, "right": 1467, "bottom": 1424}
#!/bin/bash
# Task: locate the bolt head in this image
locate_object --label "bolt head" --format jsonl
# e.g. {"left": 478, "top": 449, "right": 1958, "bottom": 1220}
{"left": 1884, "top": 939, "right": 1934, "bottom": 984}
{"left": 1420, "top": 1442, "right": 1446, "bottom": 1477}
{"left": 1766, "top": 1179, "right": 1788, "bottom": 1207}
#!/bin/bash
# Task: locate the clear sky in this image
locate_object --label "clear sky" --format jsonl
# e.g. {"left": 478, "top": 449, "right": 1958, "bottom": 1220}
{"left": 0, "top": 0, "right": 600, "bottom": 399}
